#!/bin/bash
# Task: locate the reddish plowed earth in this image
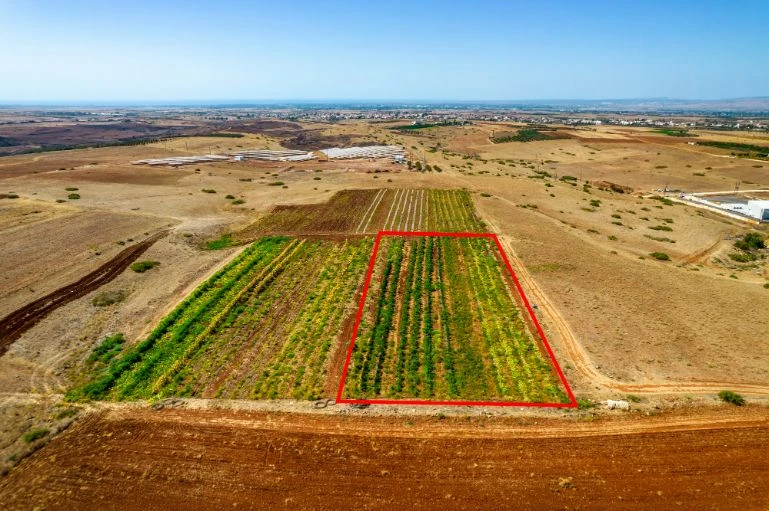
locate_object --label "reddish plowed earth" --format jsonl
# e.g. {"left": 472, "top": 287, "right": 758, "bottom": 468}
{"left": 0, "top": 231, "right": 168, "bottom": 355}
{"left": 237, "top": 189, "right": 379, "bottom": 238}
{"left": 2, "top": 406, "right": 768, "bottom": 510}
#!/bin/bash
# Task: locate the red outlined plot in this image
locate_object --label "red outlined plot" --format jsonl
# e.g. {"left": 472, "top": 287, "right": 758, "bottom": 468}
{"left": 336, "top": 231, "right": 578, "bottom": 408}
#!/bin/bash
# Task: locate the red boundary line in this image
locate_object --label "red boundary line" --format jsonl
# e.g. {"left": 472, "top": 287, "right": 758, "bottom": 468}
{"left": 336, "top": 231, "right": 578, "bottom": 408}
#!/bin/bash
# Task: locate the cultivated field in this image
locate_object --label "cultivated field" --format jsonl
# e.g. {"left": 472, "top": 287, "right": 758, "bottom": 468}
{"left": 341, "top": 234, "right": 570, "bottom": 404}
{"left": 69, "top": 236, "right": 372, "bottom": 401}
{"left": 1, "top": 115, "right": 769, "bottom": 506}
{"left": 238, "top": 188, "right": 484, "bottom": 237}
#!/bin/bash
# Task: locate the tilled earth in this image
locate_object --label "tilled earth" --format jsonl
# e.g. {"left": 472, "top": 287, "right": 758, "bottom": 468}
{"left": 1, "top": 406, "right": 767, "bottom": 510}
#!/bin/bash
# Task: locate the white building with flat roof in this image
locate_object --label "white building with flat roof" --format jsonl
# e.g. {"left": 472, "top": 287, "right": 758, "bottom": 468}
{"left": 717, "top": 200, "right": 769, "bottom": 221}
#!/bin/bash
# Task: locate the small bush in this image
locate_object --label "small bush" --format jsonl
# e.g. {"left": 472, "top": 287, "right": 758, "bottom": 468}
{"left": 130, "top": 260, "right": 160, "bottom": 273}
{"left": 23, "top": 428, "right": 49, "bottom": 443}
{"left": 225, "top": 194, "right": 235, "bottom": 199}
{"left": 718, "top": 390, "right": 745, "bottom": 406}
{"left": 65, "top": 187, "right": 78, "bottom": 191}
{"left": 201, "top": 188, "right": 216, "bottom": 193}
{"left": 56, "top": 408, "right": 79, "bottom": 420}
{"left": 729, "top": 252, "right": 757, "bottom": 263}
{"left": 67, "top": 193, "right": 81, "bottom": 200}
{"left": 267, "top": 181, "right": 285, "bottom": 186}
{"left": 734, "top": 232, "right": 765, "bottom": 252}
{"left": 649, "top": 252, "right": 670, "bottom": 261}
{"left": 649, "top": 225, "right": 673, "bottom": 232}
{"left": 92, "top": 290, "right": 126, "bottom": 307}
{"left": 231, "top": 199, "right": 245, "bottom": 205}
{"left": 480, "top": 192, "right": 492, "bottom": 197}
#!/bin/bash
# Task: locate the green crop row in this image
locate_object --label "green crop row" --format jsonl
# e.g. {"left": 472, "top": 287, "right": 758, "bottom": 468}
{"left": 67, "top": 237, "right": 291, "bottom": 402}
{"left": 342, "top": 236, "right": 568, "bottom": 404}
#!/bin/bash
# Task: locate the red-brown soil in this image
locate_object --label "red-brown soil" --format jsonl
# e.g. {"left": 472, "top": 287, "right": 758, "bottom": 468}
{"left": 1, "top": 406, "right": 768, "bottom": 510}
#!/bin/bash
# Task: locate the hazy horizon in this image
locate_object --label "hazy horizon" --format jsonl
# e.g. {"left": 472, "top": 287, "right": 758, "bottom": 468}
{"left": 2, "top": 0, "right": 768, "bottom": 102}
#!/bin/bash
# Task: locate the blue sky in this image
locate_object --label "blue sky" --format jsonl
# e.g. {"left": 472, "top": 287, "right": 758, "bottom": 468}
{"left": 1, "top": 0, "right": 768, "bottom": 101}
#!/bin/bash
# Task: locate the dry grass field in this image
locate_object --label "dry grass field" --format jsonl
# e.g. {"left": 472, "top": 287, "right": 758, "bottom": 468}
{"left": 1, "top": 118, "right": 768, "bottom": 504}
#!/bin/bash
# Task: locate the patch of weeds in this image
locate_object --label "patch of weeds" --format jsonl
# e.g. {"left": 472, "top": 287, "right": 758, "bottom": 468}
{"left": 231, "top": 199, "right": 245, "bottom": 205}
{"left": 56, "top": 408, "right": 80, "bottom": 419}
{"left": 23, "top": 428, "right": 49, "bottom": 443}
{"left": 205, "top": 234, "right": 234, "bottom": 250}
{"left": 92, "top": 290, "right": 126, "bottom": 307}
{"left": 201, "top": 188, "right": 216, "bottom": 193}
{"left": 649, "top": 225, "right": 673, "bottom": 232}
{"left": 67, "top": 193, "right": 81, "bottom": 200}
{"left": 130, "top": 260, "right": 160, "bottom": 273}
{"left": 225, "top": 194, "right": 235, "bottom": 199}
{"left": 649, "top": 252, "right": 670, "bottom": 261}
{"left": 644, "top": 235, "right": 676, "bottom": 243}
{"left": 718, "top": 390, "right": 745, "bottom": 406}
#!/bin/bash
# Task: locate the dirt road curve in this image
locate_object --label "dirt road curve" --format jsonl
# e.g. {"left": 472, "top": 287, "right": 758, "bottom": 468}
{"left": 0, "top": 230, "right": 168, "bottom": 356}
{"left": 1, "top": 406, "right": 767, "bottom": 510}
{"left": 498, "top": 236, "right": 769, "bottom": 397}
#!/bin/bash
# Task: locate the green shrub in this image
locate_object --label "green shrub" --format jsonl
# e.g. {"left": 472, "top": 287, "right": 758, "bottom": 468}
{"left": 67, "top": 193, "right": 81, "bottom": 200}
{"left": 225, "top": 194, "right": 235, "bottom": 199}
{"left": 206, "top": 234, "right": 234, "bottom": 250}
{"left": 649, "top": 225, "right": 673, "bottom": 232}
{"left": 231, "top": 199, "right": 245, "bottom": 205}
{"left": 201, "top": 188, "right": 216, "bottom": 193}
{"left": 718, "top": 390, "right": 745, "bottom": 406}
{"left": 480, "top": 192, "right": 491, "bottom": 197}
{"left": 649, "top": 252, "right": 670, "bottom": 261}
{"left": 130, "top": 260, "right": 160, "bottom": 273}
{"left": 23, "top": 428, "right": 49, "bottom": 443}
{"left": 267, "top": 181, "right": 285, "bottom": 186}
{"left": 734, "top": 232, "right": 765, "bottom": 251}
{"left": 728, "top": 252, "right": 757, "bottom": 263}
{"left": 65, "top": 187, "right": 78, "bottom": 191}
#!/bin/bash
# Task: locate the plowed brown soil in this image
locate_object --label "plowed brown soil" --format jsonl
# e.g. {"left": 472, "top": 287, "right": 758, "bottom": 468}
{"left": 1, "top": 406, "right": 768, "bottom": 510}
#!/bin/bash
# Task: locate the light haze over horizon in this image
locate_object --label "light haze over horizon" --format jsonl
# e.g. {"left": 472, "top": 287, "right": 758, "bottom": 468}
{"left": 1, "top": 0, "right": 768, "bottom": 102}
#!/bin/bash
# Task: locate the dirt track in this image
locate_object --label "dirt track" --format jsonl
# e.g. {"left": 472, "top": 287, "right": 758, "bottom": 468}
{"left": 1, "top": 405, "right": 768, "bottom": 510}
{"left": 0, "top": 231, "right": 168, "bottom": 356}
